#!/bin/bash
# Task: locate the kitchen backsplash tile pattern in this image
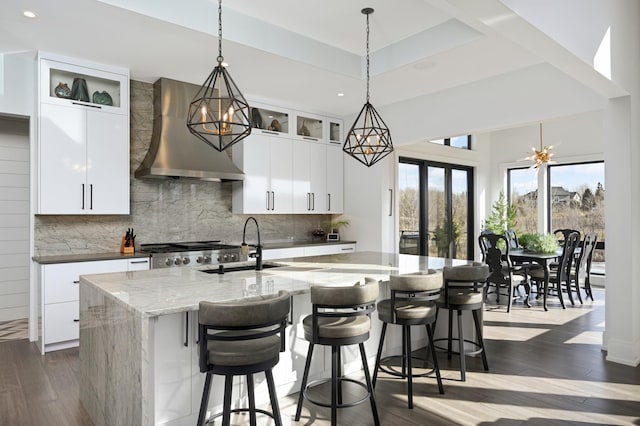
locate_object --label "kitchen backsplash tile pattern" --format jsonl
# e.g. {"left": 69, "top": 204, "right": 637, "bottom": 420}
{"left": 34, "top": 81, "right": 330, "bottom": 256}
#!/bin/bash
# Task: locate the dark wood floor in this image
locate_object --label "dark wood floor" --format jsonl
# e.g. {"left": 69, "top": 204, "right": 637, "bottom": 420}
{"left": 1, "top": 289, "right": 639, "bottom": 425}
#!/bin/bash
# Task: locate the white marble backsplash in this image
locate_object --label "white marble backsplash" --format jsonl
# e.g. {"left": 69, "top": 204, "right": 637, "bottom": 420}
{"left": 34, "top": 80, "right": 331, "bottom": 256}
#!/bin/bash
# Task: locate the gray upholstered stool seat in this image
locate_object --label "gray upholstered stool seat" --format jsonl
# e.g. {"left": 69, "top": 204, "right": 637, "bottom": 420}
{"left": 434, "top": 263, "right": 490, "bottom": 382}
{"left": 303, "top": 315, "right": 371, "bottom": 340}
{"left": 372, "top": 270, "right": 444, "bottom": 409}
{"left": 295, "top": 279, "right": 380, "bottom": 426}
{"left": 197, "top": 291, "right": 291, "bottom": 426}
{"left": 377, "top": 299, "right": 436, "bottom": 322}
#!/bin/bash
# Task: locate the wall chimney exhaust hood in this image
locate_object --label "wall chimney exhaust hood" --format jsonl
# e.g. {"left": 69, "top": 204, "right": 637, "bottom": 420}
{"left": 135, "top": 78, "right": 245, "bottom": 181}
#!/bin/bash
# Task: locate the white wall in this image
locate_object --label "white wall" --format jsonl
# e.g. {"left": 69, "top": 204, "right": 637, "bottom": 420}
{"left": 0, "top": 116, "right": 30, "bottom": 321}
{"left": 0, "top": 52, "right": 34, "bottom": 118}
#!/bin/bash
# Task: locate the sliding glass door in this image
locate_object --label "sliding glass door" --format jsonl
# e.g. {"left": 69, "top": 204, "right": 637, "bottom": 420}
{"left": 399, "top": 158, "right": 473, "bottom": 259}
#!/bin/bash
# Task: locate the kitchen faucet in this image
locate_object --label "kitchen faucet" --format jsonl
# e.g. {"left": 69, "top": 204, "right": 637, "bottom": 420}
{"left": 241, "top": 216, "right": 262, "bottom": 270}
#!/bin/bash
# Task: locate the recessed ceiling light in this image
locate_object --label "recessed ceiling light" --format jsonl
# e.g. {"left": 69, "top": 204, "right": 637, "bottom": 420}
{"left": 23, "top": 10, "right": 37, "bottom": 18}
{"left": 337, "top": 93, "right": 345, "bottom": 97}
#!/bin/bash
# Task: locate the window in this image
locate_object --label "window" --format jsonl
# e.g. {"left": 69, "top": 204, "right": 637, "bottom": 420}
{"left": 548, "top": 161, "right": 605, "bottom": 263}
{"left": 507, "top": 167, "right": 538, "bottom": 234}
{"left": 399, "top": 158, "right": 474, "bottom": 260}
{"left": 429, "top": 135, "right": 470, "bottom": 150}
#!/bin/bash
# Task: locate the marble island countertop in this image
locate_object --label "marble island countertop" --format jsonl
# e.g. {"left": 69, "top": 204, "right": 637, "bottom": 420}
{"left": 79, "top": 251, "right": 468, "bottom": 317}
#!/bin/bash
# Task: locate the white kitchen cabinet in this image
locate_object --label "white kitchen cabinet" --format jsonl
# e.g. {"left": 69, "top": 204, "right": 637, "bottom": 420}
{"left": 293, "top": 141, "right": 326, "bottom": 213}
{"left": 294, "top": 111, "right": 324, "bottom": 142}
{"left": 38, "top": 257, "right": 149, "bottom": 354}
{"left": 262, "top": 246, "right": 305, "bottom": 261}
{"left": 325, "top": 143, "right": 344, "bottom": 213}
{"left": 232, "top": 132, "right": 293, "bottom": 214}
{"left": 127, "top": 257, "right": 151, "bottom": 271}
{"left": 37, "top": 53, "right": 130, "bottom": 215}
{"left": 303, "top": 243, "right": 356, "bottom": 257}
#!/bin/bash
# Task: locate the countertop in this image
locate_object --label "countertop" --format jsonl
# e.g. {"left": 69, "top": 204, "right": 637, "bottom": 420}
{"left": 79, "top": 251, "right": 469, "bottom": 317}
{"left": 32, "top": 240, "right": 357, "bottom": 264}
{"left": 32, "top": 252, "right": 151, "bottom": 264}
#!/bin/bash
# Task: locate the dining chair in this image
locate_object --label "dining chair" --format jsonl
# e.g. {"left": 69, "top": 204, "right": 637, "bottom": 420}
{"left": 529, "top": 231, "right": 580, "bottom": 308}
{"left": 572, "top": 231, "right": 598, "bottom": 302}
{"left": 478, "top": 232, "right": 525, "bottom": 312}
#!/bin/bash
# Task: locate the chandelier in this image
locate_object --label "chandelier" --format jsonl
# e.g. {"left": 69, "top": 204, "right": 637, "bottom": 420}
{"left": 527, "top": 123, "right": 554, "bottom": 168}
{"left": 186, "top": 0, "right": 251, "bottom": 152}
{"left": 343, "top": 7, "right": 393, "bottom": 167}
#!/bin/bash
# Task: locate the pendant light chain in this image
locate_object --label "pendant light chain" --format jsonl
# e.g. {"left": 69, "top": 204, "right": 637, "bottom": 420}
{"left": 365, "top": 11, "right": 370, "bottom": 104}
{"left": 217, "top": 0, "right": 223, "bottom": 64}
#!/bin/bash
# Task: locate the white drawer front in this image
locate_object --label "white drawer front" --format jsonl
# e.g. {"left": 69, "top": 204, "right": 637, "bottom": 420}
{"left": 127, "top": 258, "right": 151, "bottom": 271}
{"left": 44, "top": 301, "right": 79, "bottom": 344}
{"left": 43, "top": 259, "right": 128, "bottom": 304}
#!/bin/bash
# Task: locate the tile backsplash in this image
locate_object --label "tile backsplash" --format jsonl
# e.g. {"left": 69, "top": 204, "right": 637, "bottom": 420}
{"left": 34, "top": 80, "right": 329, "bottom": 256}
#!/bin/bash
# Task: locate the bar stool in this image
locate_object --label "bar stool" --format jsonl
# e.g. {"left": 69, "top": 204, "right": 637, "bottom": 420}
{"left": 373, "top": 270, "right": 444, "bottom": 409}
{"left": 434, "top": 263, "right": 490, "bottom": 381}
{"left": 197, "top": 291, "right": 291, "bottom": 426}
{"left": 294, "top": 279, "right": 380, "bottom": 426}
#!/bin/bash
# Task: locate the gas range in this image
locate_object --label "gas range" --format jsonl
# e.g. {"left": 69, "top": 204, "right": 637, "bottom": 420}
{"left": 139, "top": 241, "right": 246, "bottom": 269}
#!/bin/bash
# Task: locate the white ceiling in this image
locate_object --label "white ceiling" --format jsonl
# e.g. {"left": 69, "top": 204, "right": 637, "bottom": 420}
{"left": 0, "top": 0, "right": 625, "bottom": 135}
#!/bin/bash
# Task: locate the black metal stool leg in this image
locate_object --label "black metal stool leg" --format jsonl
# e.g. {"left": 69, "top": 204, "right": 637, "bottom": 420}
{"left": 372, "top": 322, "right": 387, "bottom": 387}
{"left": 472, "top": 309, "right": 489, "bottom": 371}
{"left": 457, "top": 310, "right": 466, "bottom": 381}
{"left": 401, "top": 326, "right": 407, "bottom": 377}
{"left": 447, "top": 309, "right": 453, "bottom": 359}
{"left": 222, "top": 375, "right": 233, "bottom": 426}
{"left": 405, "top": 325, "right": 413, "bottom": 409}
{"left": 337, "top": 346, "right": 343, "bottom": 405}
{"left": 331, "top": 345, "right": 338, "bottom": 426}
{"left": 246, "top": 374, "right": 257, "bottom": 426}
{"left": 426, "top": 324, "right": 444, "bottom": 394}
{"left": 295, "top": 342, "right": 314, "bottom": 421}
{"left": 359, "top": 343, "right": 380, "bottom": 426}
{"left": 197, "top": 371, "right": 213, "bottom": 426}
{"left": 265, "top": 369, "right": 282, "bottom": 426}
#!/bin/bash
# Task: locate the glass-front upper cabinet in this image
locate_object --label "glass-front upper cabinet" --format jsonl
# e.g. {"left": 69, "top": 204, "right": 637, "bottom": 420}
{"left": 39, "top": 55, "right": 129, "bottom": 114}
{"left": 327, "top": 118, "right": 343, "bottom": 145}
{"left": 295, "top": 112, "right": 323, "bottom": 142}
{"left": 249, "top": 102, "right": 291, "bottom": 137}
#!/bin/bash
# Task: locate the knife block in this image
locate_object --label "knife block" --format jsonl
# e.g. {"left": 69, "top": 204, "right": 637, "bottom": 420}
{"left": 120, "top": 236, "right": 134, "bottom": 254}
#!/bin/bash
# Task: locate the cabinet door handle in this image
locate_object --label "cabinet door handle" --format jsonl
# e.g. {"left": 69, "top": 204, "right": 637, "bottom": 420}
{"left": 73, "top": 280, "right": 80, "bottom": 284}
{"left": 184, "top": 312, "right": 189, "bottom": 347}
{"left": 303, "top": 136, "right": 319, "bottom": 142}
{"left": 73, "top": 319, "right": 80, "bottom": 323}
{"left": 90, "top": 184, "right": 93, "bottom": 210}
{"left": 271, "top": 191, "right": 275, "bottom": 211}
{"left": 341, "top": 247, "right": 354, "bottom": 251}
{"left": 261, "top": 130, "right": 279, "bottom": 136}
{"left": 306, "top": 193, "right": 310, "bottom": 211}
{"left": 389, "top": 189, "right": 393, "bottom": 217}
{"left": 130, "top": 260, "right": 148, "bottom": 264}
{"left": 266, "top": 191, "right": 270, "bottom": 211}
{"left": 81, "top": 184, "right": 85, "bottom": 210}
{"left": 328, "top": 193, "right": 331, "bottom": 211}
{"left": 71, "top": 101, "right": 102, "bottom": 109}
{"left": 311, "top": 192, "right": 315, "bottom": 211}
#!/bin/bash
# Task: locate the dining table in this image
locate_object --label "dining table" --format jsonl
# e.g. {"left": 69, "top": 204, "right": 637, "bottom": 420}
{"left": 509, "top": 247, "right": 563, "bottom": 311}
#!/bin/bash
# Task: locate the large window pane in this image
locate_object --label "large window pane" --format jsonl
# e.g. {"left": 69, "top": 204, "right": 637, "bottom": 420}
{"left": 549, "top": 162, "right": 605, "bottom": 262}
{"left": 508, "top": 167, "right": 538, "bottom": 234}
{"left": 451, "top": 169, "right": 469, "bottom": 259}
{"left": 428, "top": 166, "right": 446, "bottom": 257}
{"left": 399, "top": 163, "right": 420, "bottom": 254}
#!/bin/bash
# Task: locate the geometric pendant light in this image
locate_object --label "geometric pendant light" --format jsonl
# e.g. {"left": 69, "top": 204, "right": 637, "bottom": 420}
{"left": 187, "top": 0, "right": 251, "bottom": 152}
{"left": 343, "top": 7, "right": 393, "bottom": 167}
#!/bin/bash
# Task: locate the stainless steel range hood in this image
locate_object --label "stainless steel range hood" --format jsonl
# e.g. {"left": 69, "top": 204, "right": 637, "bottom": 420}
{"left": 135, "top": 78, "right": 245, "bottom": 181}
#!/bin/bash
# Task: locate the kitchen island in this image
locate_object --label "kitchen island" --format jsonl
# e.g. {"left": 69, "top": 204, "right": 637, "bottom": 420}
{"left": 79, "top": 251, "right": 468, "bottom": 426}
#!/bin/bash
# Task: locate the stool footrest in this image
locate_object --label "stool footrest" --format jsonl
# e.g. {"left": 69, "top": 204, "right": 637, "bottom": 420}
{"left": 303, "top": 377, "right": 371, "bottom": 409}
{"left": 205, "top": 407, "right": 276, "bottom": 424}
{"left": 432, "top": 337, "right": 485, "bottom": 356}
{"left": 377, "top": 354, "right": 436, "bottom": 378}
